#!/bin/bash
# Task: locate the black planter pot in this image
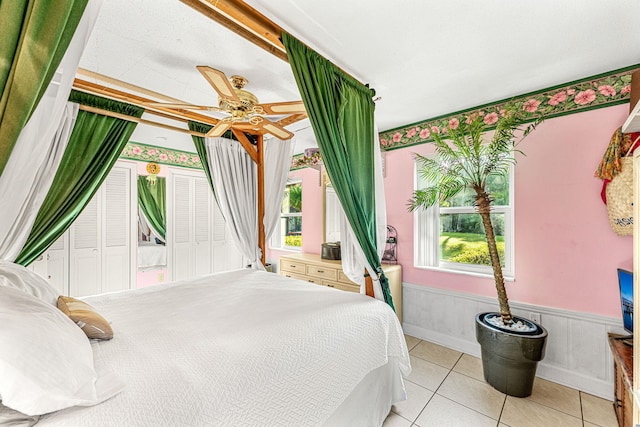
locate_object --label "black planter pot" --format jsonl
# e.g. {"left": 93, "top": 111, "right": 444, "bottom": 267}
{"left": 475, "top": 312, "right": 548, "bottom": 397}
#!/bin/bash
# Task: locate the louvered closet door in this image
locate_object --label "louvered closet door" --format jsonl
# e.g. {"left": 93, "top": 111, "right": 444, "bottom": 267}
{"left": 102, "top": 166, "right": 132, "bottom": 293}
{"left": 45, "top": 233, "right": 69, "bottom": 295}
{"left": 210, "top": 199, "right": 245, "bottom": 272}
{"left": 211, "top": 197, "right": 229, "bottom": 273}
{"left": 70, "top": 195, "right": 101, "bottom": 297}
{"left": 172, "top": 174, "right": 193, "bottom": 281}
{"left": 30, "top": 232, "right": 69, "bottom": 295}
{"left": 193, "top": 177, "right": 212, "bottom": 276}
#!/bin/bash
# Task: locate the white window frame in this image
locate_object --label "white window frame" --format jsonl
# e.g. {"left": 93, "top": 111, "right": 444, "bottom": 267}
{"left": 270, "top": 179, "right": 302, "bottom": 251}
{"left": 413, "top": 156, "right": 515, "bottom": 280}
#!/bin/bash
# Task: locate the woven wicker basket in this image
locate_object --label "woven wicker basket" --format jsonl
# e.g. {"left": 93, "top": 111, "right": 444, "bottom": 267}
{"left": 606, "top": 156, "right": 634, "bottom": 236}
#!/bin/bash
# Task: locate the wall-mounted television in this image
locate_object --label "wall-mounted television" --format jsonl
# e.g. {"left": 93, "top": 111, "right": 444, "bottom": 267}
{"left": 617, "top": 268, "right": 633, "bottom": 341}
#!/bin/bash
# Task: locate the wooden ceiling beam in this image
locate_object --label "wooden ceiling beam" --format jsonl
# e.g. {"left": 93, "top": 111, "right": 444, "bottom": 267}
{"left": 180, "top": 0, "right": 288, "bottom": 62}
{"left": 77, "top": 68, "right": 189, "bottom": 104}
{"left": 182, "top": 0, "right": 367, "bottom": 94}
{"left": 231, "top": 128, "right": 258, "bottom": 163}
{"left": 72, "top": 78, "right": 220, "bottom": 126}
{"left": 78, "top": 104, "right": 207, "bottom": 137}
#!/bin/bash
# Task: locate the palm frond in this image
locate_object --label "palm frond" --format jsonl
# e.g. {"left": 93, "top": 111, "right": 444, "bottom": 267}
{"left": 409, "top": 106, "right": 544, "bottom": 212}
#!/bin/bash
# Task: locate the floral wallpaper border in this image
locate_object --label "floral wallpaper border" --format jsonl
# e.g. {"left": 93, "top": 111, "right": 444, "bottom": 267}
{"left": 379, "top": 64, "right": 638, "bottom": 151}
{"left": 120, "top": 141, "right": 203, "bottom": 169}
{"left": 121, "top": 65, "right": 639, "bottom": 170}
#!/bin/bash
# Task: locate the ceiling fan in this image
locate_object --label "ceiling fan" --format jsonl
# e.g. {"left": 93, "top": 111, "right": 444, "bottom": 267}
{"left": 145, "top": 66, "right": 306, "bottom": 139}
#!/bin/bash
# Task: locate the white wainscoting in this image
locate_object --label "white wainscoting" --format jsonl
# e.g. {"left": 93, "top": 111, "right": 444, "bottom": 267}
{"left": 402, "top": 282, "right": 626, "bottom": 400}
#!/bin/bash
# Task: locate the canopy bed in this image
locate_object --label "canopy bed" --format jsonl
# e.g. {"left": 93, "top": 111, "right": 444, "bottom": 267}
{"left": 0, "top": 1, "right": 408, "bottom": 425}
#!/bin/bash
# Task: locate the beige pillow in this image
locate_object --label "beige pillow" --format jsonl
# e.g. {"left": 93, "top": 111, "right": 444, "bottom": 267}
{"left": 57, "top": 296, "right": 113, "bottom": 340}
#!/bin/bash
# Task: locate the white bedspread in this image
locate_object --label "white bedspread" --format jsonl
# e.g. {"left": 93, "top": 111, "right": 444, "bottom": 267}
{"left": 37, "top": 269, "right": 410, "bottom": 426}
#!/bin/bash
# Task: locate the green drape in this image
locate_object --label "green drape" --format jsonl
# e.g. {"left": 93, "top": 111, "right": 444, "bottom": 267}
{"left": 188, "top": 121, "right": 216, "bottom": 192}
{"left": 138, "top": 176, "right": 166, "bottom": 239}
{"left": 282, "top": 33, "right": 394, "bottom": 310}
{"left": 0, "top": 0, "right": 88, "bottom": 176}
{"left": 16, "top": 90, "right": 144, "bottom": 266}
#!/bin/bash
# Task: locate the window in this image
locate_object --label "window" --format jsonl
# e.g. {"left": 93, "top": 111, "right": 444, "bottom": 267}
{"left": 414, "top": 157, "right": 514, "bottom": 278}
{"left": 271, "top": 180, "right": 302, "bottom": 250}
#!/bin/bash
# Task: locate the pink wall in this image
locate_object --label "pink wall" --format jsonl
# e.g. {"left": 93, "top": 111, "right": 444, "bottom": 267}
{"left": 270, "top": 104, "right": 633, "bottom": 317}
{"left": 387, "top": 104, "right": 632, "bottom": 317}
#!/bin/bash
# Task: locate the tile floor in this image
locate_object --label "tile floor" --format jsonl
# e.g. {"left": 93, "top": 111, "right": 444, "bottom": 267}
{"left": 383, "top": 335, "right": 619, "bottom": 427}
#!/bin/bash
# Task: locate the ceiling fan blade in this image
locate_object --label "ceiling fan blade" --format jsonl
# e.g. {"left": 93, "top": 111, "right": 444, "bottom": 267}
{"left": 259, "top": 118, "right": 294, "bottom": 139}
{"left": 144, "top": 102, "right": 220, "bottom": 111}
{"left": 257, "top": 101, "right": 306, "bottom": 115}
{"left": 197, "top": 66, "right": 240, "bottom": 102}
{"left": 206, "top": 121, "right": 232, "bottom": 138}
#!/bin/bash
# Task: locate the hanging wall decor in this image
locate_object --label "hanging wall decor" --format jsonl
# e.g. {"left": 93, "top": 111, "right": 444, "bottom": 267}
{"left": 146, "top": 162, "right": 160, "bottom": 185}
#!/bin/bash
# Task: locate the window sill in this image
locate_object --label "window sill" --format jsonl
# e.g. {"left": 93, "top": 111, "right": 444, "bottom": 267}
{"left": 269, "top": 246, "right": 302, "bottom": 253}
{"left": 414, "top": 264, "right": 515, "bottom": 282}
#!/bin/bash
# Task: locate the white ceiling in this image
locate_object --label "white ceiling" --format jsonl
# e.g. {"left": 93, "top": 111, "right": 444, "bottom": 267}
{"left": 78, "top": 0, "right": 640, "bottom": 154}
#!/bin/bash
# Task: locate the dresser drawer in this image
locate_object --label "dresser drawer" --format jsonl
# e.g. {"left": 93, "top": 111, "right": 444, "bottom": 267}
{"left": 280, "top": 271, "right": 309, "bottom": 282}
{"left": 323, "top": 280, "right": 359, "bottom": 293}
{"left": 280, "top": 258, "right": 306, "bottom": 274}
{"left": 305, "top": 264, "right": 337, "bottom": 281}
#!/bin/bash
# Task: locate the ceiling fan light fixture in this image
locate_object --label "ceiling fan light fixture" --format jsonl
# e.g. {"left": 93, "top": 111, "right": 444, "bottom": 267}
{"left": 160, "top": 66, "right": 306, "bottom": 140}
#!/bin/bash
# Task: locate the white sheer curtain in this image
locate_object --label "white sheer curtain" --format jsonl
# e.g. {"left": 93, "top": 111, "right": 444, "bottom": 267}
{"left": 339, "top": 123, "right": 388, "bottom": 300}
{"left": 0, "top": 0, "right": 102, "bottom": 262}
{"left": 204, "top": 136, "right": 295, "bottom": 270}
{"left": 205, "top": 137, "right": 262, "bottom": 269}
{"left": 263, "top": 138, "right": 294, "bottom": 241}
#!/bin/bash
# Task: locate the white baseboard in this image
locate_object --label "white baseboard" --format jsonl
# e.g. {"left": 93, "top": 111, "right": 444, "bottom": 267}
{"left": 402, "top": 282, "right": 624, "bottom": 400}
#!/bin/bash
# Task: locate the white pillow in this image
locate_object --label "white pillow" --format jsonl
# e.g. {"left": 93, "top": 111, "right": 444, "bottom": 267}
{"left": 0, "top": 260, "right": 59, "bottom": 305}
{"left": 0, "top": 402, "right": 39, "bottom": 426}
{"left": 0, "top": 286, "right": 123, "bottom": 416}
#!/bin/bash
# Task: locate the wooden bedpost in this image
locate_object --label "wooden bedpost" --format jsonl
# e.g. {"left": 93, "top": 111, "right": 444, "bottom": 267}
{"left": 365, "top": 273, "right": 375, "bottom": 298}
{"left": 257, "top": 134, "right": 266, "bottom": 266}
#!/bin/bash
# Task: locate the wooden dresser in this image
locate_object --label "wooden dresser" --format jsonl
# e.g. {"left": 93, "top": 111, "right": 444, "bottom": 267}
{"left": 279, "top": 253, "right": 402, "bottom": 322}
{"left": 608, "top": 333, "right": 633, "bottom": 427}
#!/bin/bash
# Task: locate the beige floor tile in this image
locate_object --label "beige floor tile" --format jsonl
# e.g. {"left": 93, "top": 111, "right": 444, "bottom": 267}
{"left": 452, "top": 353, "right": 484, "bottom": 381}
{"left": 406, "top": 355, "right": 450, "bottom": 392}
{"left": 500, "top": 396, "right": 582, "bottom": 427}
{"left": 405, "top": 334, "right": 421, "bottom": 351}
{"left": 437, "top": 371, "right": 505, "bottom": 419}
{"left": 580, "top": 392, "right": 618, "bottom": 427}
{"left": 526, "top": 377, "right": 580, "bottom": 417}
{"left": 410, "top": 340, "right": 462, "bottom": 369}
{"left": 584, "top": 423, "right": 602, "bottom": 427}
{"left": 391, "top": 380, "right": 434, "bottom": 422}
{"left": 383, "top": 412, "right": 412, "bottom": 427}
{"left": 414, "top": 394, "right": 498, "bottom": 427}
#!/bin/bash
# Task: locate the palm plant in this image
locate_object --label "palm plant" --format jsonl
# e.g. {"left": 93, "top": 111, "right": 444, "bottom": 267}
{"left": 288, "top": 183, "right": 302, "bottom": 212}
{"left": 409, "top": 109, "right": 541, "bottom": 326}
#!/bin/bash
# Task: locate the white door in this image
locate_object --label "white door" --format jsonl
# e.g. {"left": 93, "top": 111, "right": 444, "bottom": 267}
{"left": 102, "top": 164, "right": 134, "bottom": 293}
{"left": 170, "top": 173, "right": 193, "bottom": 281}
{"left": 30, "top": 232, "right": 69, "bottom": 295}
{"left": 70, "top": 195, "right": 101, "bottom": 297}
{"left": 45, "top": 234, "right": 69, "bottom": 295}
{"left": 193, "top": 177, "right": 212, "bottom": 276}
{"left": 211, "top": 198, "right": 228, "bottom": 273}
{"left": 69, "top": 161, "right": 136, "bottom": 297}
{"left": 168, "top": 167, "right": 245, "bottom": 281}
